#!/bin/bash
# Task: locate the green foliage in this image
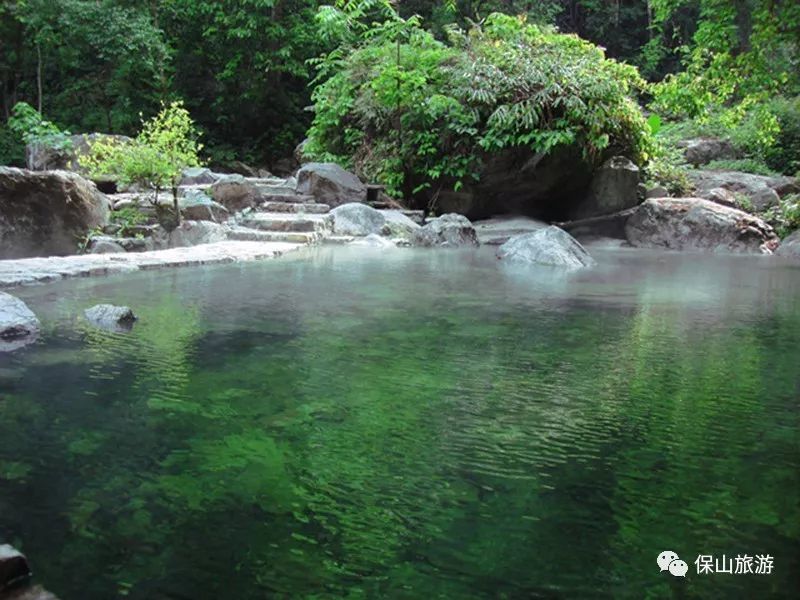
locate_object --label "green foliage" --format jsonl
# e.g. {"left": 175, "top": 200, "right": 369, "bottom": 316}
{"left": 704, "top": 158, "right": 779, "bottom": 177}
{"left": 762, "top": 96, "right": 800, "bottom": 176}
{"left": 307, "top": 11, "right": 653, "bottom": 198}
{"left": 7, "top": 101, "right": 72, "bottom": 152}
{"left": 643, "top": 143, "right": 692, "bottom": 196}
{"left": 764, "top": 194, "right": 800, "bottom": 238}
{"left": 82, "top": 101, "right": 202, "bottom": 224}
{"left": 110, "top": 206, "right": 148, "bottom": 237}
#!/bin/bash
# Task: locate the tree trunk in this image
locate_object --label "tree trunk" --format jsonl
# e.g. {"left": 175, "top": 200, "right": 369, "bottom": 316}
{"left": 36, "top": 42, "right": 43, "bottom": 113}
{"left": 173, "top": 185, "right": 181, "bottom": 225}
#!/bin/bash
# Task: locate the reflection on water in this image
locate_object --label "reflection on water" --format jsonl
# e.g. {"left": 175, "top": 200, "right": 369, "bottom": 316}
{"left": 1, "top": 246, "right": 799, "bottom": 599}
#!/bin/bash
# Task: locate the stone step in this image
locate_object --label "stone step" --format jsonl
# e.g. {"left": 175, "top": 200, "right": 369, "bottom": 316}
{"left": 259, "top": 193, "right": 315, "bottom": 204}
{"left": 261, "top": 201, "right": 330, "bottom": 214}
{"left": 238, "top": 212, "right": 330, "bottom": 233}
{"left": 226, "top": 226, "right": 320, "bottom": 244}
{"left": 254, "top": 184, "right": 296, "bottom": 196}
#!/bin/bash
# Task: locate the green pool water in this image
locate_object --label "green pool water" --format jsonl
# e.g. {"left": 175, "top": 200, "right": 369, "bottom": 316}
{"left": 1, "top": 246, "right": 798, "bottom": 599}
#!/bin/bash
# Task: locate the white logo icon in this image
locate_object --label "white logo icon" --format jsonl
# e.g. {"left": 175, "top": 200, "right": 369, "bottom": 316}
{"left": 658, "top": 551, "right": 686, "bottom": 577}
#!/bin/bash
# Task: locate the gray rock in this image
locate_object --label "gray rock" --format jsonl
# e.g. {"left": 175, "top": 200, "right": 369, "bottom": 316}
{"left": 414, "top": 213, "right": 479, "bottom": 247}
{"left": 89, "top": 239, "right": 126, "bottom": 254}
{"left": 751, "top": 187, "right": 780, "bottom": 212}
{"left": 645, "top": 185, "right": 669, "bottom": 199}
{"left": 473, "top": 215, "right": 547, "bottom": 245}
{"left": 690, "top": 170, "right": 798, "bottom": 202}
{"left": 26, "top": 133, "right": 131, "bottom": 175}
{"left": 700, "top": 187, "right": 738, "bottom": 207}
{"left": 0, "top": 544, "right": 32, "bottom": 590}
{"left": 328, "top": 203, "right": 385, "bottom": 236}
{"left": 209, "top": 175, "right": 260, "bottom": 211}
{"left": 2, "top": 584, "right": 60, "bottom": 600}
{"left": 84, "top": 304, "right": 137, "bottom": 332}
{"left": 775, "top": 230, "right": 800, "bottom": 259}
{"left": 572, "top": 156, "right": 640, "bottom": 219}
{"left": 224, "top": 160, "right": 260, "bottom": 177}
{"left": 678, "top": 137, "right": 738, "bottom": 166}
{"left": 625, "top": 198, "right": 778, "bottom": 254}
{"left": 296, "top": 163, "right": 366, "bottom": 208}
{"left": 0, "top": 167, "right": 110, "bottom": 258}
{"left": 0, "top": 293, "right": 41, "bottom": 351}
{"left": 168, "top": 220, "right": 228, "bottom": 247}
{"left": 294, "top": 139, "right": 310, "bottom": 165}
{"left": 180, "top": 190, "right": 229, "bottom": 222}
{"left": 497, "top": 226, "right": 596, "bottom": 269}
{"left": 180, "top": 167, "right": 221, "bottom": 186}
{"left": 380, "top": 210, "right": 421, "bottom": 240}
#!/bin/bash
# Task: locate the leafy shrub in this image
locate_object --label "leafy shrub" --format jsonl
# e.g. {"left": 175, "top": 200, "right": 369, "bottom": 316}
{"left": 7, "top": 102, "right": 73, "bottom": 157}
{"left": 763, "top": 96, "right": 800, "bottom": 176}
{"left": 704, "top": 159, "right": 779, "bottom": 177}
{"left": 643, "top": 143, "right": 692, "bottom": 196}
{"left": 307, "top": 12, "right": 653, "bottom": 198}
{"left": 110, "top": 206, "right": 148, "bottom": 237}
{"left": 764, "top": 194, "right": 800, "bottom": 239}
{"left": 81, "top": 101, "right": 202, "bottom": 227}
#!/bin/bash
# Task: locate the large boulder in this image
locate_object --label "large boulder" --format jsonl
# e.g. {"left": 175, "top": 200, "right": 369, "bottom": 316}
{"left": 0, "top": 167, "right": 110, "bottom": 258}
{"left": 414, "top": 213, "right": 479, "bottom": 247}
{"left": 776, "top": 230, "right": 800, "bottom": 259}
{"left": 180, "top": 167, "right": 222, "bottom": 186}
{"left": 179, "top": 190, "right": 229, "bottom": 222}
{"left": 571, "top": 156, "right": 640, "bottom": 219}
{"left": 496, "top": 226, "right": 596, "bottom": 269}
{"left": 678, "top": 137, "right": 738, "bottom": 166}
{"left": 0, "top": 544, "right": 32, "bottom": 590}
{"left": 328, "top": 203, "right": 386, "bottom": 236}
{"left": 380, "top": 210, "right": 421, "bottom": 240}
{"left": 625, "top": 198, "right": 779, "bottom": 254}
{"left": 84, "top": 304, "right": 137, "bottom": 332}
{"left": 0, "top": 293, "right": 40, "bottom": 352}
{"left": 296, "top": 163, "right": 366, "bottom": 208}
{"left": 209, "top": 175, "right": 260, "bottom": 211}
{"left": 473, "top": 215, "right": 547, "bottom": 245}
{"left": 26, "top": 133, "right": 132, "bottom": 175}
{"left": 689, "top": 170, "right": 799, "bottom": 205}
{"left": 168, "top": 220, "right": 227, "bottom": 247}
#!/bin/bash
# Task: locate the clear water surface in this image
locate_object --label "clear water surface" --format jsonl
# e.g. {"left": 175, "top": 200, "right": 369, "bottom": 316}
{"left": 0, "top": 245, "right": 798, "bottom": 599}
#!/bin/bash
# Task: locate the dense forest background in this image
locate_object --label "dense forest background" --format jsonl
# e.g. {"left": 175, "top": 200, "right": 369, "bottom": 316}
{"left": 1, "top": 0, "right": 798, "bottom": 172}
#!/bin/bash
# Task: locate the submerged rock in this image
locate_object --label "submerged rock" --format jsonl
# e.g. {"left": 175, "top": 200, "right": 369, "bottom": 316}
{"left": 0, "top": 544, "right": 32, "bottom": 590}
{"left": 296, "top": 163, "right": 366, "bottom": 208}
{"left": 625, "top": 198, "right": 778, "bottom": 254}
{"left": 84, "top": 304, "right": 137, "bottom": 331}
{"left": 0, "top": 167, "right": 110, "bottom": 258}
{"left": 414, "top": 214, "right": 479, "bottom": 247}
{"left": 0, "top": 293, "right": 40, "bottom": 352}
{"left": 776, "top": 230, "right": 800, "bottom": 259}
{"left": 497, "top": 226, "right": 596, "bottom": 269}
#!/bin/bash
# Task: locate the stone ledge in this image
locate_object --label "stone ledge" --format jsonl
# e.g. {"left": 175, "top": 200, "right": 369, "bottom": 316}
{"left": 0, "top": 241, "right": 303, "bottom": 288}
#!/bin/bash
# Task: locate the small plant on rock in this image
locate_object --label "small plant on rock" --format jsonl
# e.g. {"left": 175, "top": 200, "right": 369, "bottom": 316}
{"left": 81, "top": 101, "right": 202, "bottom": 229}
